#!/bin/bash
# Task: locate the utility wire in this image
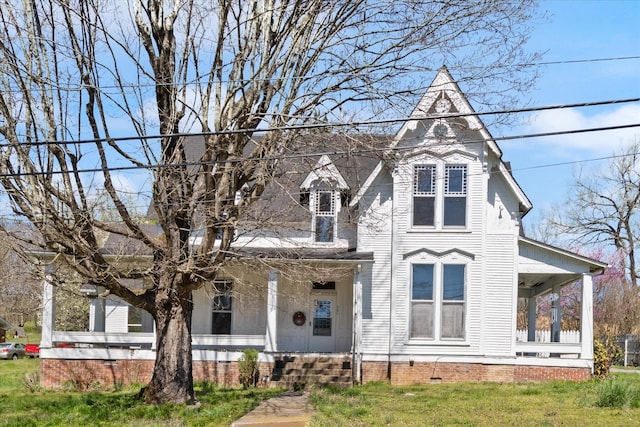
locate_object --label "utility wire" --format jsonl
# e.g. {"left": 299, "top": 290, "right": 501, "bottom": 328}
{"left": 1, "top": 122, "right": 638, "bottom": 179}
{"left": 2, "top": 97, "right": 639, "bottom": 148}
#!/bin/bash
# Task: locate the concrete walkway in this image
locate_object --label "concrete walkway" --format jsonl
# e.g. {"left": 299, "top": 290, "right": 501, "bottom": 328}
{"left": 231, "top": 391, "right": 314, "bottom": 427}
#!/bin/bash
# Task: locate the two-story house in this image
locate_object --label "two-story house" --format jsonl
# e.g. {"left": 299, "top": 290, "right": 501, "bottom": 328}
{"left": 38, "top": 67, "right": 606, "bottom": 388}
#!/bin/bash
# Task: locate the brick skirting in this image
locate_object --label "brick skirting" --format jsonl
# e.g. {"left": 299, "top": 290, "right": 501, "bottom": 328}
{"left": 362, "top": 361, "right": 591, "bottom": 385}
{"left": 40, "top": 359, "right": 274, "bottom": 389}
{"left": 40, "top": 358, "right": 591, "bottom": 389}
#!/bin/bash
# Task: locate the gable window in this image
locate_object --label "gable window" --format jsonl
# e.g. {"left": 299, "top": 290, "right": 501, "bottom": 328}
{"left": 413, "top": 165, "right": 436, "bottom": 226}
{"left": 444, "top": 165, "right": 467, "bottom": 226}
{"left": 410, "top": 263, "right": 466, "bottom": 340}
{"left": 211, "top": 281, "right": 232, "bottom": 334}
{"left": 314, "top": 190, "right": 335, "bottom": 242}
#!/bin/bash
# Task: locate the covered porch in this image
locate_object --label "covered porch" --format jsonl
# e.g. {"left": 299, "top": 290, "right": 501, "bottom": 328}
{"left": 37, "top": 254, "right": 371, "bottom": 380}
{"left": 515, "top": 237, "right": 607, "bottom": 362}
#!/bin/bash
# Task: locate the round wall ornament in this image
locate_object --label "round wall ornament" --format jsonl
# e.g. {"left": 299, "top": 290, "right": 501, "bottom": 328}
{"left": 293, "top": 311, "right": 306, "bottom": 326}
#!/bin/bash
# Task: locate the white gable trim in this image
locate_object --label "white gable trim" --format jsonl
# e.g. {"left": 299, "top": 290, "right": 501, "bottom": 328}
{"left": 392, "top": 67, "right": 502, "bottom": 159}
{"left": 401, "top": 148, "right": 479, "bottom": 162}
{"left": 300, "top": 154, "right": 349, "bottom": 189}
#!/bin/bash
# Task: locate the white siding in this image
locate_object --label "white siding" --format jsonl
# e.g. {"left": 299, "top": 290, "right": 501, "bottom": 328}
{"left": 387, "top": 144, "right": 488, "bottom": 357}
{"left": 358, "top": 170, "right": 394, "bottom": 355}
{"left": 482, "top": 234, "right": 518, "bottom": 356}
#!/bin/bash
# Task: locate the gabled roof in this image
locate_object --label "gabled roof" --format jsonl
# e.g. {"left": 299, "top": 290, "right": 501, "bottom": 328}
{"left": 350, "top": 66, "right": 532, "bottom": 214}
{"left": 300, "top": 154, "right": 349, "bottom": 190}
{"left": 518, "top": 236, "right": 608, "bottom": 295}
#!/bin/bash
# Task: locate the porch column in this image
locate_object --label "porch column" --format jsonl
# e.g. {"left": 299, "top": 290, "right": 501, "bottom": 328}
{"left": 550, "top": 286, "right": 561, "bottom": 343}
{"left": 265, "top": 269, "right": 278, "bottom": 352}
{"left": 40, "top": 269, "right": 56, "bottom": 349}
{"left": 353, "top": 264, "right": 363, "bottom": 383}
{"left": 527, "top": 296, "right": 537, "bottom": 342}
{"left": 580, "top": 273, "right": 594, "bottom": 360}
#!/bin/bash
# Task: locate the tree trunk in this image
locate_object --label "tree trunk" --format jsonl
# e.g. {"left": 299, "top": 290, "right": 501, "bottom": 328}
{"left": 139, "top": 288, "right": 196, "bottom": 405}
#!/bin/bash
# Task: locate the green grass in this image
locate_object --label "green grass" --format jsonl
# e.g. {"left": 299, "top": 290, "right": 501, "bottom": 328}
{"left": 309, "top": 375, "right": 640, "bottom": 426}
{"left": 0, "top": 358, "right": 283, "bottom": 426}
{"left": 3, "top": 358, "right": 640, "bottom": 426}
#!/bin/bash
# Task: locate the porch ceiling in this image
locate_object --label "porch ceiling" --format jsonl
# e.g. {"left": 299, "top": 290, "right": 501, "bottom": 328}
{"left": 518, "top": 237, "right": 607, "bottom": 297}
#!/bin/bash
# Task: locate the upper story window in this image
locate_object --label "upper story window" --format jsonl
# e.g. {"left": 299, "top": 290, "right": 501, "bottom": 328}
{"left": 300, "top": 155, "right": 349, "bottom": 243}
{"left": 444, "top": 165, "right": 467, "bottom": 226}
{"left": 412, "top": 163, "right": 467, "bottom": 228}
{"left": 413, "top": 165, "right": 436, "bottom": 226}
{"left": 314, "top": 190, "right": 336, "bottom": 242}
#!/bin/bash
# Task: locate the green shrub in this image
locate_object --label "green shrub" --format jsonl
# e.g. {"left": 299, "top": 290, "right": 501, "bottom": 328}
{"left": 238, "top": 348, "right": 260, "bottom": 388}
{"left": 594, "top": 337, "right": 623, "bottom": 379}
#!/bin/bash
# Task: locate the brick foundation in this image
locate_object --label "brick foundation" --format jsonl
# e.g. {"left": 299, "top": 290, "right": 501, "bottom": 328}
{"left": 361, "top": 361, "right": 591, "bottom": 385}
{"left": 40, "top": 358, "right": 591, "bottom": 389}
{"left": 41, "top": 359, "right": 274, "bottom": 389}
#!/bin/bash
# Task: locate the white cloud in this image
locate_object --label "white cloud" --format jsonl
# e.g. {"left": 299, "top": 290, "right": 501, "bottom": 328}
{"left": 526, "top": 104, "right": 640, "bottom": 156}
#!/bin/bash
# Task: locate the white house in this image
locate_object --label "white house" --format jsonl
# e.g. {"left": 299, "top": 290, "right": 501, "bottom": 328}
{"left": 37, "top": 67, "right": 606, "bottom": 388}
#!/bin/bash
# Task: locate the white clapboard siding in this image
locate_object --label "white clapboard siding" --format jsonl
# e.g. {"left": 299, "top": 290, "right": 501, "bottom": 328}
{"left": 481, "top": 234, "right": 517, "bottom": 356}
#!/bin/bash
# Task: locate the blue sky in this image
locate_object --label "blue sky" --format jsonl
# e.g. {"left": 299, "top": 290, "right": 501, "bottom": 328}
{"left": 498, "top": 0, "right": 640, "bottom": 229}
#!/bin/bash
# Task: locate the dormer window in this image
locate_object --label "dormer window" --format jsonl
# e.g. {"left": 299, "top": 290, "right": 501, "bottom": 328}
{"left": 300, "top": 155, "right": 349, "bottom": 244}
{"left": 314, "top": 190, "right": 336, "bottom": 242}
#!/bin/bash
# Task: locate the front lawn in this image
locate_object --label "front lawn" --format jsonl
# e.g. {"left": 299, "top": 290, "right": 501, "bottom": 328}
{"left": 0, "top": 358, "right": 282, "bottom": 426}
{"left": 310, "top": 375, "right": 640, "bottom": 426}
{"left": 2, "top": 357, "right": 640, "bottom": 426}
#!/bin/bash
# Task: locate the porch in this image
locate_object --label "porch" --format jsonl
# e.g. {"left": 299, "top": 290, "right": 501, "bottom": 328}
{"left": 516, "top": 237, "right": 608, "bottom": 363}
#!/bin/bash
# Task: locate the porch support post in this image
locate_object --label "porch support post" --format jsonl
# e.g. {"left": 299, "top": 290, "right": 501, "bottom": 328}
{"left": 265, "top": 269, "right": 278, "bottom": 353}
{"left": 551, "top": 286, "right": 561, "bottom": 343}
{"left": 527, "top": 296, "right": 537, "bottom": 342}
{"left": 41, "top": 268, "right": 56, "bottom": 349}
{"left": 353, "top": 264, "right": 363, "bottom": 384}
{"left": 580, "top": 273, "right": 594, "bottom": 360}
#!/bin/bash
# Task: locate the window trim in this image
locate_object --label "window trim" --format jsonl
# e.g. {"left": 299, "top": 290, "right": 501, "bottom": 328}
{"left": 409, "top": 261, "right": 467, "bottom": 343}
{"left": 411, "top": 162, "right": 469, "bottom": 230}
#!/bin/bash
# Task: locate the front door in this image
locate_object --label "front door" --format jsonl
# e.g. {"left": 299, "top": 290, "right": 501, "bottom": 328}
{"left": 309, "top": 296, "right": 336, "bottom": 352}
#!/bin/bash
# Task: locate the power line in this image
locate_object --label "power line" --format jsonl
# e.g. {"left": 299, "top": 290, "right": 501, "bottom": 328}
{"left": 3, "top": 97, "right": 639, "bottom": 148}
{"left": 1, "top": 122, "right": 638, "bottom": 179}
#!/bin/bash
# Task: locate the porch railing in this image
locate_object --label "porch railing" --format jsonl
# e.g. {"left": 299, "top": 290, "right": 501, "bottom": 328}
{"left": 515, "top": 329, "right": 582, "bottom": 358}
{"left": 50, "top": 331, "right": 266, "bottom": 349}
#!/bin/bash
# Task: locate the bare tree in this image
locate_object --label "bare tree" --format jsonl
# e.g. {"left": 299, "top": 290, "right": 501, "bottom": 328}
{"left": 0, "top": 0, "right": 542, "bottom": 404}
{"left": 548, "top": 140, "right": 640, "bottom": 287}
{"left": 0, "top": 228, "right": 42, "bottom": 328}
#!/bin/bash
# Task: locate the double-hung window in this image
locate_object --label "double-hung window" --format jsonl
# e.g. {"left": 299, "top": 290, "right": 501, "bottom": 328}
{"left": 315, "top": 190, "right": 335, "bottom": 242}
{"left": 413, "top": 165, "right": 436, "bottom": 226}
{"left": 410, "top": 264, "right": 435, "bottom": 338}
{"left": 413, "top": 164, "right": 467, "bottom": 228}
{"left": 441, "top": 265, "right": 465, "bottom": 339}
{"left": 410, "top": 263, "right": 466, "bottom": 340}
{"left": 211, "top": 280, "right": 232, "bottom": 334}
{"left": 444, "top": 165, "right": 467, "bottom": 226}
